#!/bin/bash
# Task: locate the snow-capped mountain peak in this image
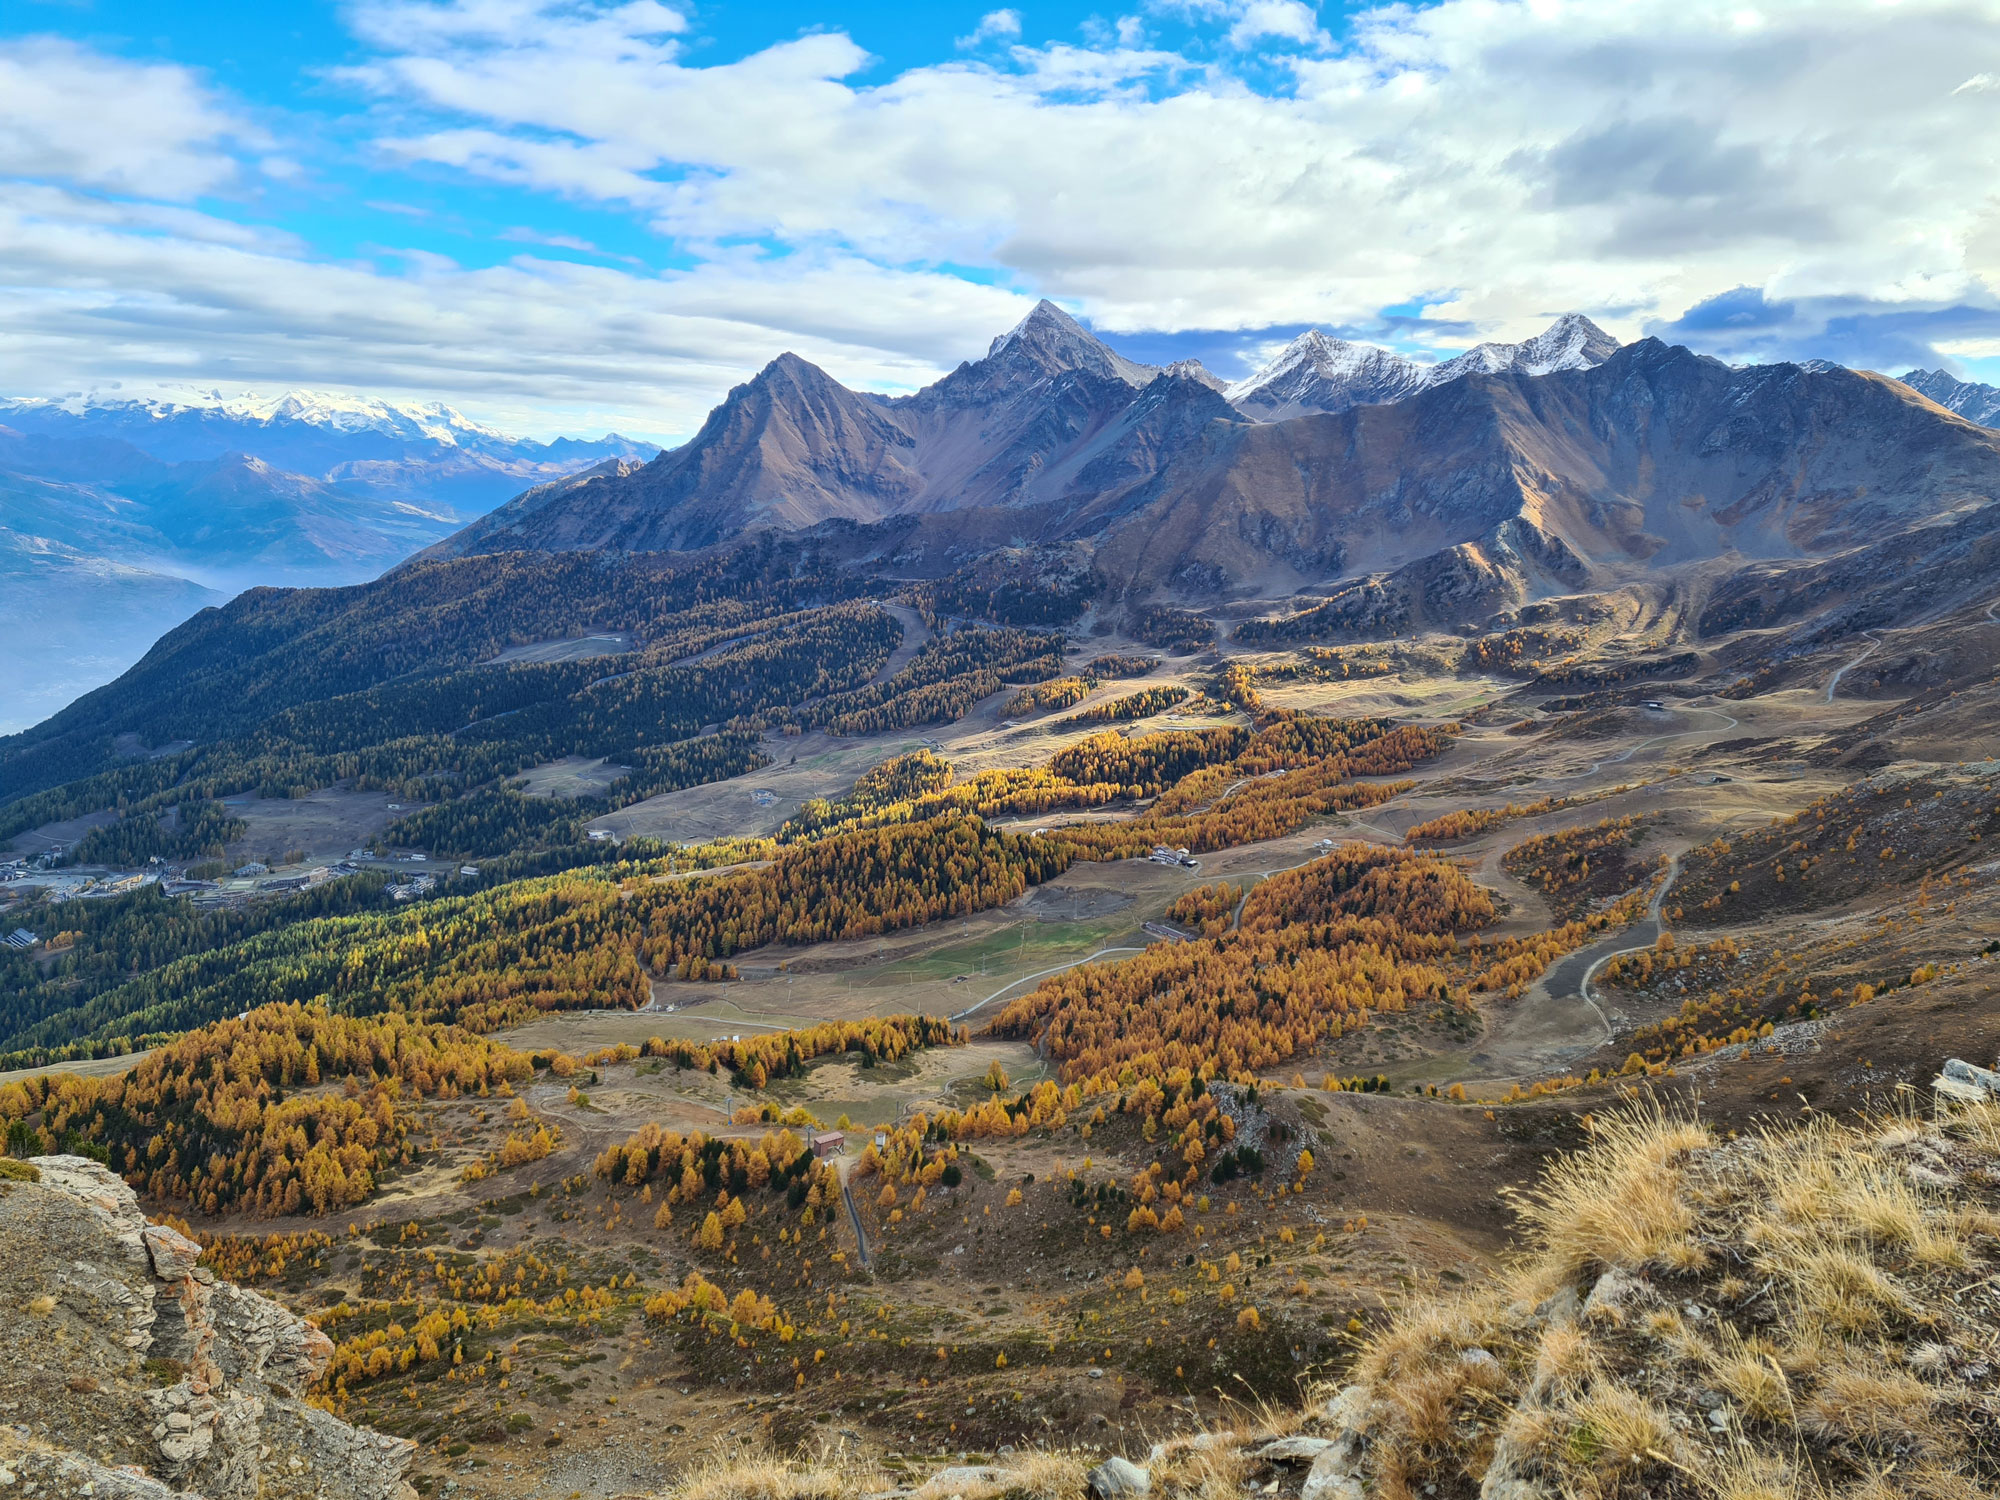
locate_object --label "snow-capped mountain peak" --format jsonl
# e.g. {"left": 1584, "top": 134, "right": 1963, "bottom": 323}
{"left": 1899, "top": 368, "right": 2000, "bottom": 427}
{"left": 30, "top": 386, "right": 517, "bottom": 449}
{"left": 1163, "top": 358, "right": 1228, "bottom": 392}
{"left": 0, "top": 385, "right": 656, "bottom": 475}
{"left": 1225, "top": 329, "right": 1431, "bottom": 418}
{"left": 983, "top": 300, "right": 1158, "bottom": 388}
{"left": 1226, "top": 315, "right": 1621, "bottom": 421}
{"left": 1431, "top": 314, "right": 1621, "bottom": 383}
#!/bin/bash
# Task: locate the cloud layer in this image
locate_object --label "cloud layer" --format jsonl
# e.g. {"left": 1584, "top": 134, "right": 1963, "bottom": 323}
{"left": 3, "top": 1, "right": 2000, "bottom": 439}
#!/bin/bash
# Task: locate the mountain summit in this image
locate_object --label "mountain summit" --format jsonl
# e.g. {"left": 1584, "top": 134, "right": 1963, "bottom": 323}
{"left": 978, "top": 299, "right": 1159, "bottom": 389}
{"left": 1225, "top": 314, "right": 1620, "bottom": 420}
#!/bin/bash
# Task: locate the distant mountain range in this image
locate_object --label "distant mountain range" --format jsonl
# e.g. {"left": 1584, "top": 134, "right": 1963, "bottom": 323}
{"left": 0, "top": 389, "right": 657, "bottom": 732}
{"left": 1223, "top": 313, "right": 1621, "bottom": 421}
{"left": 0, "top": 389, "right": 655, "bottom": 514}
{"left": 426, "top": 303, "right": 2000, "bottom": 637}
{"left": 1898, "top": 368, "right": 2000, "bottom": 428}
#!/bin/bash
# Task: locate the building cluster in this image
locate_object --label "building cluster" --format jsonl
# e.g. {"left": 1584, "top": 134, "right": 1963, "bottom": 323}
{"left": 1149, "top": 843, "right": 1200, "bottom": 869}
{"left": 386, "top": 872, "right": 437, "bottom": 902}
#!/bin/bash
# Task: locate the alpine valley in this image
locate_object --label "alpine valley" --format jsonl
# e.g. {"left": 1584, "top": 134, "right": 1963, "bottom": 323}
{"left": 6, "top": 304, "right": 2000, "bottom": 1500}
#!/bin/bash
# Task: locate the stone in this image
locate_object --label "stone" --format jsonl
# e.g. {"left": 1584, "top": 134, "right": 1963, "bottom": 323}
{"left": 1086, "top": 1456, "right": 1150, "bottom": 1498}
{"left": 931, "top": 1466, "right": 1005, "bottom": 1489}
{"left": 1582, "top": 1269, "right": 1652, "bottom": 1322}
{"left": 1476, "top": 1428, "right": 1554, "bottom": 1500}
{"left": 1529, "top": 1285, "right": 1581, "bottom": 1326}
{"left": 141, "top": 1227, "right": 202, "bottom": 1283}
{"left": 1146, "top": 1431, "right": 1236, "bottom": 1465}
{"left": 1300, "top": 1450, "right": 1363, "bottom": 1500}
{"left": 1298, "top": 1383, "right": 1373, "bottom": 1500}
{"left": 1252, "top": 1436, "right": 1334, "bottom": 1463}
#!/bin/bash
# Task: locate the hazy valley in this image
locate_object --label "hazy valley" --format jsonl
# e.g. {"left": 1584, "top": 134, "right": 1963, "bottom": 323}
{"left": 0, "top": 391, "right": 655, "bottom": 733}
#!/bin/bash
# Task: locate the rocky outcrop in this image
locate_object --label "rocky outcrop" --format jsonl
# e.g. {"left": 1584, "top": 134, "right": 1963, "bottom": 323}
{"left": 0, "top": 1155, "right": 413, "bottom": 1500}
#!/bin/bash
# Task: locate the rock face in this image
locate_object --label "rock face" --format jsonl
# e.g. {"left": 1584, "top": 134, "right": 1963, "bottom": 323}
{"left": 0, "top": 1155, "right": 414, "bottom": 1500}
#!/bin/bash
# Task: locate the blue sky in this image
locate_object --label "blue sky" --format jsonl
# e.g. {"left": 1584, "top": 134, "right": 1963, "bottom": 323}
{"left": 5, "top": 0, "right": 2000, "bottom": 442}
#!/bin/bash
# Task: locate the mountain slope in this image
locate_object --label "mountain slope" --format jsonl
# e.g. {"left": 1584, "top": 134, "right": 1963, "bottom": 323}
{"left": 0, "top": 526, "right": 221, "bottom": 734}
{"left": 1105, "top": 338, "right": 2000, "bottom": 614}
{"left": 0, "top": 428, "right": 464, "bottom": 577}
{"left": 0, "top": 393, "right": 660, "bottom": 724}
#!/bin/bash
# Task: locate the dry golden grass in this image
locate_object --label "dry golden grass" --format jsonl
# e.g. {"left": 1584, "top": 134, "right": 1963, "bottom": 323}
{"left": 1320, "top": 1103, "right": 1998, "bottom": 1500}
{"left": 675, "top": 1103, "right": 1999, "bottom": 1500}
{"left": 1800, "top": 1363, "right": 1937, "bottom": 1446}
{"left": 1561, "top": 1380, "right": 1678, "bottom": 1489}
{"left": 1512, "top": 1105, "right": 1712, "bottom": 1276}
{"left": 1144, "top": 1434, "right": 1250, "bottom": 1500}
{"left": 1707, "top": 1327, "right": 1793, "bottom": 1424}
{"left": 663, "top": 1452, "right": 877, "bottom": 1500}
{"left": 908, "top": 1450, "right": 1091, "bottom": 1500}
{"left": 1696, "top": 1448, "right": 1815, "bottom": 1500}
{"left": 1528, "top": 1320, "right": 1595, "bottom": 1399}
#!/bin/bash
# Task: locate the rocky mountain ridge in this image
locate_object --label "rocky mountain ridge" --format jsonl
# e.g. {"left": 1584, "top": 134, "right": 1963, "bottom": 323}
{"left": 427, "top": 308, "right": 2000, "bottom": 631}
{"left": 0, "top": 1156, "right": 414, "bottom": 1500}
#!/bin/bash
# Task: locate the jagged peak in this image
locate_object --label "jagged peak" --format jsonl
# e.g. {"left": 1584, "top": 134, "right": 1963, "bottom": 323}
{"left": 980, "top": 300, "right": 1157, "bottom": 387}
{"left": 989, "top": 298, "right": 1085, "bottom": 356}
{"left": 1228, "top": 314, "right": 1621, "bottom": 413}
{"left": 1224, "top": 329, "right": 1422, "bottom": 406}
{"left": 1162, "top": 358, "right": 1228, "bottom": 393}
{"left": 754, "top": 350, "right": 844, "bottom": 388}
{"left": 1433, "top": 313, "right": 1622, "bottom": 380}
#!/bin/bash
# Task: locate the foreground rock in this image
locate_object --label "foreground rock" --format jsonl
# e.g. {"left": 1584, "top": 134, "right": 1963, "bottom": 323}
{"left": 0, "top": 1155, "right": 414, "bottom": 1500}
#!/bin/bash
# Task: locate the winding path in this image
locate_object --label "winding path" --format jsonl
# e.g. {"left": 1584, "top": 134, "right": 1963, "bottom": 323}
{"left": 1228, "top": 848, "right": 1340, "bottom": 931}
{"left": 1826, "top": 632, "right": 1883, "bottom": 703}
{"left": 1547, "top": 706, "right": 1739, "bottom": 782}
{"left": 1568, "top": 855, "right": 1683, "bottom": 1044}
{"left": 1461, "top": 856, "right": 1683, "bottom": 1080}
{"left": 947, "top": 946, "right": 1146, "bottom": 1023}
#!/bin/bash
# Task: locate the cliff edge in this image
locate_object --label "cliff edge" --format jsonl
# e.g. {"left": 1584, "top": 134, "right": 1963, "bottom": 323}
{"left": 0, "top": 1155, "right": 415, "bottom": 1500}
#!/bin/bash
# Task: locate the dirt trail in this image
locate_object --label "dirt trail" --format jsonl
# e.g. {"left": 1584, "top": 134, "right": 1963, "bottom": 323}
{"left": 868, "top": 604, "right": 932, "bottom": 686}
{"left": 837, "top": 1161, "right": 873, "bottom": 1270}
{"left": 1546, "top": 705, "right": 1739, "bottom": 781}
{"left": 1826, "top": 632, "right": 1883, "bottom": 702}
{"left": 948, "top": 945, "right": 1144, "bottom": 1023}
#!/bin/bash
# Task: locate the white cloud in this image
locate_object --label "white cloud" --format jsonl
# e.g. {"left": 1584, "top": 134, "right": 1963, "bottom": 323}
{"left": 340, "top": 0, "right": 2000, "bottom": 349}
{"left": 1954, "top": 71, "right": 2000, "bottom": 93}
{"left": 957, "top": 10, "right": 1023, "bottom": 49}
{"left": 0, "top": 178, "right": 1029, "bottom": 440}
{"left": 1225, "top": 1, "right": 1326, "bottom": 50}
{"left": 6, "top": 1, "right": 2000, "bottom": 441}
{"left": 0, "top": 38, "right": 254, "bottom": 198}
